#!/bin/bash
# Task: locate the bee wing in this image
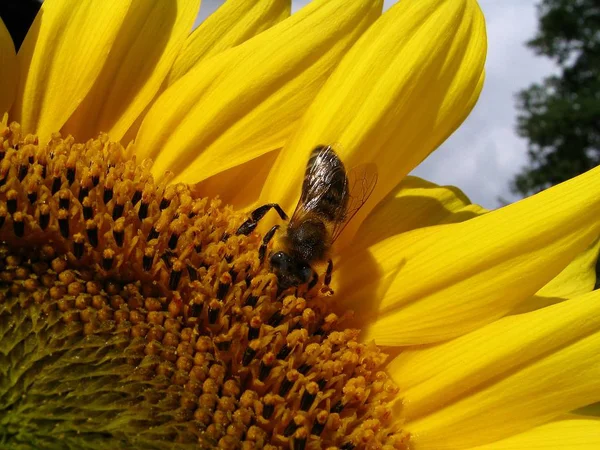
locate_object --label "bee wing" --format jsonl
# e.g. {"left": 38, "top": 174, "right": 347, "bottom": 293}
{"left": 330, "top": 161, "right": 378, "bottom": 243}
{"left": 289, "top": 145, "right": 348, "bottom": 225}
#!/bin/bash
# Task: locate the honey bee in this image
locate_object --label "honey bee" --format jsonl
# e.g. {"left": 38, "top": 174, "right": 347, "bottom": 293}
{"left": 236, "top": 145, "right": 377, "bottom": 291}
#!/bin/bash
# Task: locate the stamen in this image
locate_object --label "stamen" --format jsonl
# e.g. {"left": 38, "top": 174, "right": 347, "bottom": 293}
{"left": 51, "top": 176, "right": 61, "bottom": 194}
{"left": 12, "top": 211, "right": 24, "bottom": 237}
{"left": 131, "top": 189, "right": 142, "bottom": 205}
{"left": 102, "top": 249, "right": 114, "bottom": 270}
{"left": 85, "top": 220, "right": 98, "bottom": 247}
{"left": 82, "top": 197, "right": 93, "bottom": 219}
{"left": 73, "top": 234, "right": 85, "bottom": 259}
{"left": 7, "top": 189, "right": 17, "bottom": 213}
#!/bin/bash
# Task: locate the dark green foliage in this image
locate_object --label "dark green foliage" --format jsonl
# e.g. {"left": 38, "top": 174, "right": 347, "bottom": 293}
{"left": 512, "top": 0, "right": 600, "bottom": 196}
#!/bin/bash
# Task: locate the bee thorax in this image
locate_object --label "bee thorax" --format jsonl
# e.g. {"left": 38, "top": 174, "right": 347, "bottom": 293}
{"left": 288, "top": 219, "right": 328, "bottom": 262}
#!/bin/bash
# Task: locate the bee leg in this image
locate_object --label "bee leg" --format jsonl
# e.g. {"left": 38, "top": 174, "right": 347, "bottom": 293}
{"left": 259, "top": 225, "right": 280, "bottom": 263}
{"left": 307, "top": 271, "right": 319, "bottom": 291}
{"left": 324, "top": 259, "right": 333, "bottom": 286}
{"left": 236, "top": 203, "right": 288, "bottom": 236}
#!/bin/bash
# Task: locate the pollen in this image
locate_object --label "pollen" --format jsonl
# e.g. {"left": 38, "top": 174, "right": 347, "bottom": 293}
{"left": 0, "top": 119, "right": 409, "bottom": 449}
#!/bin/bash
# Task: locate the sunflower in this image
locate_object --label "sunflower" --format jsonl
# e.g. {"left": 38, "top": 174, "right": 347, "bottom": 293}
{"left": 1, "top": 0, "right": 600, "bottom": 449}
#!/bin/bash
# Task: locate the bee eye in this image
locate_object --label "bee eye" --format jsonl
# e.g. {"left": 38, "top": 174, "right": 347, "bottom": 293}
{"left": 299, "top": 265, "right": 312, "bottom": 284}
{"left": 269, "top": 252, "right": 287, "bottom": 270}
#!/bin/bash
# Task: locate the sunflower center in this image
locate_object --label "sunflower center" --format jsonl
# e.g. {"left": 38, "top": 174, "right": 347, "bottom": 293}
{"left": 0, "top": 119, "right": 408, "bottom": 449}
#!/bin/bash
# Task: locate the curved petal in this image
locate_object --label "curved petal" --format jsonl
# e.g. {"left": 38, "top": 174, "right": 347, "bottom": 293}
{"left": 135, "top": 0, "right": 383, "bottom": 184}
{"left": 60, "top": 0, "right": 200, "bottom": 142}
{"left": 390, "top": 290, "right": 600, "bottom": 449}
{"left": 337, "top": 165, "right": 600, "bottom": 346}
{"left": 192, "top": 149, "right": 280, "bottom": 209}
{"left": 11, "top": 0, "right": 132, "bottom": 142}
{"left": 0, "top": 18, "right": 17, "bottom": 114}
{"left": 166, "top": 0, "right": 291, "bottom": 86}
{"left": 355, "top": 176, "right": 487, "bottom": 249}
{"left": 260, "top": 0, "right": 486, "bottom": 242}
{"left": 465, "top": 416, "right": 600, "bottom": 450}
{"left": 510, "top": 236, "right": 600, "bottom": 315}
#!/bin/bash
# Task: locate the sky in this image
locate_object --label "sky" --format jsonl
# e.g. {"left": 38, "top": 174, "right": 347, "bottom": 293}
{"left": 196, "top": 0, "right": 557, "bottom": 208}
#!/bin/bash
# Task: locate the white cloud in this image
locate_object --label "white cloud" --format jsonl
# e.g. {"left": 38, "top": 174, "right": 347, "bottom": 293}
{"left": 194, "top": 0, "right": 222, "bottom": 27}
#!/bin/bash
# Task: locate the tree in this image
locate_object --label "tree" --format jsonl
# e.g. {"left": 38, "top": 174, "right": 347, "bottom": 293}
{"left": 512, "top": 0, "right": 600, "bottom": 197}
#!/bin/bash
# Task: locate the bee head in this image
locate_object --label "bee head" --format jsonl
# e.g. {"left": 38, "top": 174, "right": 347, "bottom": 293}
{"left": 269, "top": 251, "right": 312, "bottom": 289}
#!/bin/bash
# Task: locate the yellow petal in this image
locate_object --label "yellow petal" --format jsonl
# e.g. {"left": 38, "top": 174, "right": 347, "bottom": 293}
{"left": 11, "top": 0, "right": 132, "bottom": 142}
{"left": 193, "top": 150, "right": 280, "bottom": 210}
{"left": 465, "top": 416, "right": 600, "bottom": 450}
{"left": 337, "top": 165, "right": 600, "bottom": 346}
{"left": 166, "top": 0, "right": 291, "bottom": 86}
{"left": 356, "top": 176, "right": 487, "bottom": 249}
{"left": 122, "top": 0, "right": 291, "bottom": 143}
{"left": 391, "top": 290, "right": 600, "bottom": 449}
{"left": 0, "top": 18, "right": 17, "bottom": 114}
{"left": 389, "top": 290, "right": 600, "bottom": 418}
{"left": 60, "top": 0, "right": 200, "bottom": 142}
{"left": 135, "top": 0, "right": 383, "bottom": 184}
{"left": 260, "top": 0, "right": 486, "bottom": 239}
{"left": 510, "top": 237, "right": 600, "bottom": 315}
